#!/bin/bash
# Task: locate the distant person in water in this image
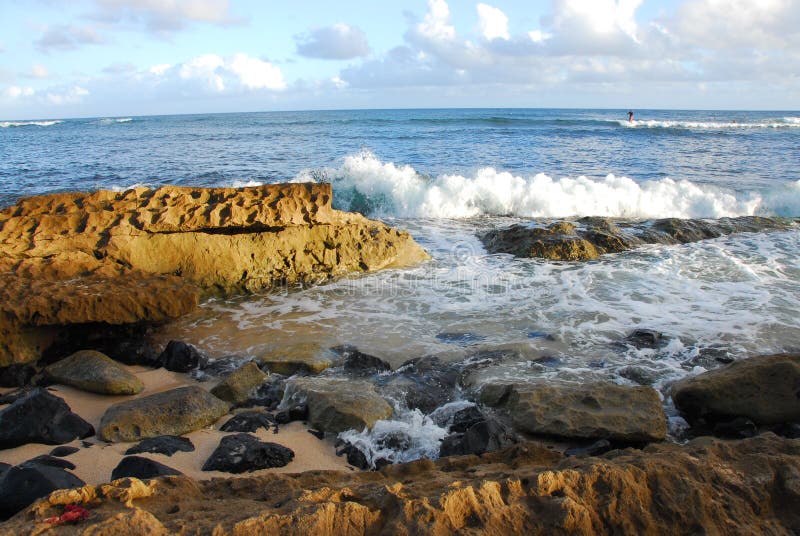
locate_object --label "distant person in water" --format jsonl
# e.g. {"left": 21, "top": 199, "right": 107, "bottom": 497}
{"left": 627, "top": 110, "right": 634, "bottom": 122}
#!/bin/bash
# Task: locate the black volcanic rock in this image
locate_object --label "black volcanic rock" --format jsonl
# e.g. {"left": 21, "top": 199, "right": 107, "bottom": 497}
{"left": 202, "top": 433, "right": 294, "bottom": 473}
{"left": 0, "top": 388, "right": 94, "bottom": 449}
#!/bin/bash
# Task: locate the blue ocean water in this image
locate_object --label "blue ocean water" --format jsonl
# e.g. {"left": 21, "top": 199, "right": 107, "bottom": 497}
{"left": 3, "top": 108, "right": 800, "bottom": 455}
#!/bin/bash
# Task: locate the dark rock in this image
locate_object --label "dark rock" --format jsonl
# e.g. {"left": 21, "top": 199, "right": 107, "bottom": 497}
{"left": 435, "top": 332, "right": 486, "bottom": 344}
{"left": 275, "top": 403, "right": 308, "bottom": 424}
{"left": 618, "top": 365, "right": 662, "bottom": 386}
{"left": 672, "top": 353, "right": 800, "bottom": 426}
{"left": 0, "top": 463, "right": 84, "bottom": 520}
{"left": 774, "top": 422, "right": 800, "bottom": 439}
{"left": 125, "top": 435, "right": 195, "bottom": 456}
{"left": 0, "top": 388, "right": 94, "bottom": 449}
{"left": 158, "top": 340, "right": 205, "bottom": 373}
{"left": 102, "top": 336, "right": 161, "bottom": 367}
{"left": 0, "top": 364, "right": 35, "bottom": 388}
{"left": 0, "top": 463, "right": 9, "bottom": 478}
{"left": 449, "top": 406, "right": 485, "bottom": 433}
{"left": 625, "top": 329, "right": 666, "bottom": 350}
{"left": 49, "top": 446, "right": 80, "bottom": 458}
{"left": 527, "top": 331, "right": 555, "bottom": 341}
{"left": 0, "top": 388, "right": 34, "bottom": 405}
{"left": 308, "top": 429, "right": 325, "bottom": 440}
{"left": 111, "top": 456, "right": 182, "bottom": 480}
{"left": 565, "top": 439, "right": 613, "bottom": 457}
{"left": 337, "top": 443, "right": 370, "bottom": 470}
{"left": 246, "top": 375, "right": 286, "bottom": 410}
{"left": 202, "top": 433, "right": 294, "bottom": 473}
{"left": 81, "top": 441, "right": 93, "bottom": 448}
{"left": 23, "top": 455, "right": 76, "bottom": 470}
{"left": 200, "top": 356, "right": 249, "bottom": 377}
{"left": 383, "top": 357, "right": 459, "bottom": 414}
{"left": 332, "top": 345, "right": 392, "bottom": 374}
{"left": 374, "top": 458, "right": 392, "bottom": 471}
{"left": 713, "top": 418, "right": 758, "bottom": 439}
{"left": 220, "top": 411, "right": 277, "bottom": 433}
{"left": 439, "top": 418, "right": 517, "bottom": 457}
{"left": 682, "top": 347, "right": 735, "bottom": 370}
{"left": 376, "top": 431, "right": 411, "bottom": 451}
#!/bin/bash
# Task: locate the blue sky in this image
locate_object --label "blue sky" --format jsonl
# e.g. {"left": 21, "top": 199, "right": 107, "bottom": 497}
{"left": 1, "top": 0, "right": 798, "bottom": 119}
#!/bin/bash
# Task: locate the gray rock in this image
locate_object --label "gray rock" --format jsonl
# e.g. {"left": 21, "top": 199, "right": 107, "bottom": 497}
{"left": 98, "top": 386, "right": 230, "bottom": 442}
{"left": 44, "top": 350, "right": 144, "bottom": 395}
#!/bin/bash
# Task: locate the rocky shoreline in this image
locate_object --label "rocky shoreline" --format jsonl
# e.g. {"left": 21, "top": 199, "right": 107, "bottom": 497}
{"left": 1, "top": 186, "right": 799, "bottom": 533}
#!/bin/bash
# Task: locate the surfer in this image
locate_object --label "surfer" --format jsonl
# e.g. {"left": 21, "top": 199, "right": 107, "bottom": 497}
{"left": 627, "top": 110, "right": 634, "bottom": 122}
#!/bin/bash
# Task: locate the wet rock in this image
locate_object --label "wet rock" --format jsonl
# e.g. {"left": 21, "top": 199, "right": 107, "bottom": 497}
{"left": 618, "top": 365, "right": 662, "bottom": 386}
{"left": 210, "top": 361, "right": 268, "bottom": 405}
{"left": 564, "top": 439, "right": 613, "bottom": 457}
{"left": 672, "top": 353, "right": 800, "bottom": 426}
{"left": 220, "top": 411, "right": 277, "bottom": 433}
{"left": 246, "top": 375, "right": 286, "bottom": 410}
{"left": 481, "top": 222, "right": 603, "bottom": 261}
{"left": 258, "top": 343, "right": 333, "bottom": 375}
{"left": 0, "top": 388, "right": 94, "bottom": 449}
{"left": 383, "top": 356, "right": 459, "bottom": 414}
{"left": 376, "top": 431, "right": 412, "bottom": 451}
{"left": 44, "top": 350, "right": 144, "bottom": 395}
{"left": 98, "top": 386, "right": 230, "bottom": 442}
{"left": 526, "top": 331, "right": 555, "bottom": 341}
{"left": 200, "top": 356, "right": 249, "bottom": 377}
{"left": 449, "top": 406, "right": 485, "bottom": 433}
{"left": 275, "top": 403, "right": 308, "bottom": 424}
{"left": 439, "top": 418, "right": 517, "bottom": 457}
{"left": 482, "top": 381, "right": 667, "bottom": 442}
{"left": 713, "top": 417, "right": 758, "bottom": 439}
{"left": 125, "top": 435, "right": 195, "bottom": 456}
{"left": 284, "top": 377, "right": 392, "bottom": 434}
{"left": 332, "top": 345, "right": 392, "bottom": 374}
{"left": 337, "top": 442, "right": 370, "bottom": 470}
{"left": 23, "top": 455, "right": 76, "bottom": 470}
{"left": 624, "top": 329, "right": 666, "bottom": 350}
{"left": 158, "top": 341, "right": 205, "bottom": 373}
{"left": 202, "top": 433, "right": 294, "bottom": 473}
{"left": 111, "top": 456, "right": 182, "bottom": 480}
{"left": 0, "top": 461, "right": 84, "bottom": 520}
{"left": 682, "top": 347, "right": 735, "bottom": 370}
{"left": 0, "top": 364, "right": 35, "bottom": 388}
{"left": 49, "top": 446, "right": 80, "bottom": 458}
{"left": 774, "top": 422, "right": 800, "bottom": 439}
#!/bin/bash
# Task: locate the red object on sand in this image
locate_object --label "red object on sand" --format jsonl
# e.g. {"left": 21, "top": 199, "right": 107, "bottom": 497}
{"left": 43, "top": 504, "right": 91, "bottom": 525}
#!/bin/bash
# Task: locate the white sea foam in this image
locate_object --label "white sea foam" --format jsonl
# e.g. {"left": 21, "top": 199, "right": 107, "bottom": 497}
{"left": 98, "top": 117, "right": 132, "bottom": 124}
{"left": 0, "top": 120, "right": 63, "bottom": 128}
{"left": 228, "top": 180, "right": 264, "bottom": 188}
{"left": 619, "top": 118, "right": 800, "bottom": 129}
{"left": 297, "top": 151, "right": 800, "bottom": 219}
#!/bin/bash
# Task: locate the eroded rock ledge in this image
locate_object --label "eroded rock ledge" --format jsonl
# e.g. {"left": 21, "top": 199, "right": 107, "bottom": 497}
{"left": 481, "top": 216, "right": 794, "bottom": 261}
{"left": 0, "top": 183, "right": 429, "bottom": 366}
{"left": 3, "top": 434, "right": 799, "bottom": 535}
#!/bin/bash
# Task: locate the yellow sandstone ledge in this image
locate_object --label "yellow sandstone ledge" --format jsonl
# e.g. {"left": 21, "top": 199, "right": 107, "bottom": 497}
{"left": 0, "top": 183, "right": 430, "bottom": 366}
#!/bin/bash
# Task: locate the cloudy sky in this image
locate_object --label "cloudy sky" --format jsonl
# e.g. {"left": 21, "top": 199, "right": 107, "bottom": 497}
{"left": 1, "top": 0, "right": 798, "bottom": 119}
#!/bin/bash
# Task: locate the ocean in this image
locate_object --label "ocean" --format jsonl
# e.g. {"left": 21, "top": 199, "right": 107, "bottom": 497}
{"left": 3, "top": 108, "right": 800, "bottom": 462}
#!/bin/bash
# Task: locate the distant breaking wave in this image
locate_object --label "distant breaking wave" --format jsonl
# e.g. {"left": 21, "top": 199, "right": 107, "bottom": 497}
{"left": 98, "top": 117, "right": 133, "bottom": 125}
{"left": 618, "top": 117, "right": 800, "bottom": 130}
{"left": 0, "top": 120, "right": 63, "bottom": 128}
{"left": 295, "top": 151, "right": 800, "bottom": 219}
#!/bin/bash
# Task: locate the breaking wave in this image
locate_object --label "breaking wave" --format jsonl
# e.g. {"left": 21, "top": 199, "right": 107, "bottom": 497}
{"left": 618, "top": 117, "right": 800, "bottom": 130}
{"left": 295, "top": 151, "right": 800, "bottom": 219}
{"left": 98, "top": 117, "right": 133, "bottom": 124}
{"left": 0, "top": 120, "right": 63, "bottom": 128}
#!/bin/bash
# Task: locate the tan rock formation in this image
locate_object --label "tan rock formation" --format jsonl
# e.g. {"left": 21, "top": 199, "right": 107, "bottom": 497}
{"left": 3, "top": 434, "right": 799, "bottom": 534}
{"left": 210, "top": 361, "right": 268, "bottom": 405}
{"left": 0, "top": 183, "right": 429, "bottom": 366}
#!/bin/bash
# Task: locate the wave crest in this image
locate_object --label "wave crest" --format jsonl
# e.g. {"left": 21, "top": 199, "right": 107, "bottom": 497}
{"left": 0, "top": 120, "right": 63, "bottom": 128}
{"left": 295, "top": 152, "right": 800, "bottom": 219}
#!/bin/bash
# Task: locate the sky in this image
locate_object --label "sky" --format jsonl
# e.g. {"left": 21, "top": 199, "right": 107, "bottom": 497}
{"left": 1, "top": 0, "right": 798, "bottom": 119}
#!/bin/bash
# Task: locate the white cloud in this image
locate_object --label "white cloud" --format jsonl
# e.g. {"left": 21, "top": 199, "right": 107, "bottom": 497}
{"left": 476, "top": 4, "right": 509, "bottom": 41}
{"left": 295, "top": 23, "right": 370, "bottom": 60}
{"left": 3, "top": 86, "right": 35, "bottom": 99}
{"left": 29, "top": 65, "right": 50, "bottom": 79}
{"left": 45, "top": 85, "right": 89, "bottom": 105}
{"left": 416, "top": 0, "right": 456, "bottom": 41}
{"left": 152, "top": 53, "right": 285, "bottom": 94}
{"left": 229, "top": 53, "right": 286, "bottom": 90}
{"left": 35, "top": 24, "right": 105, "bottom": 52}
{"left": 91, "top": 0, "right": 242, "bottom": 35}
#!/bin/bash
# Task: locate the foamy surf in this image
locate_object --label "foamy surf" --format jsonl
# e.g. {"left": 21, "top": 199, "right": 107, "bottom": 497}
{"left": 619, "top": 118, "right": 800, "bottom": 129}
{"left": 98, "top": 117, "right": 133, "bottom": 124}
{"left": 0, "top": 120, "right": 63, "bottom": 128}
{"left": 296, "top": 152, "right": 800, "bottom": 219}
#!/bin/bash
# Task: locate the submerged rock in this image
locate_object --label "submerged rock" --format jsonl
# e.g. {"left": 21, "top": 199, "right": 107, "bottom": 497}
{"left": 672, "top": 353, "right": 800, "bottom": 426}
{"left": 481, "top": 216, "right": 791, "bottom": 261}
{"left": 44, "top": 350, "right": 144, "bottom": 395}
{"left": 258, "top": 343, "right": 333, "bottom": 375}
{"left": 210, "top": 361, "right": 267, "bottom": 405}
{"left": 284, "top": 377, "right": 393, "bottom": 434}
{"left": 202, "top": 433, "right": 294, "bottom": 473}
{"left": 481, "top": 381, "right": 667, "bottom": 442}
{"left": 0, "top": 388, "right": 94, "bottom": 449}
{"left": 98, "top": 386, "right": 230, "bottom": 442}
{"left": 332, "top": 345, "right": 392, "bottom": 375}
{"left": 439, "top": 418, "right": 517, "bottom": 457}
